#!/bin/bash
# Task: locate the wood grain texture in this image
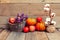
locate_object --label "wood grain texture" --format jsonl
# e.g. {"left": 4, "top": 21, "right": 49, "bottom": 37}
{"left": 0, "top": 30, "right": 10, "bottom": 40}
{"left": 25, "top": 31, "right": 48, "bottom": 40}
{"left": 0, "top": 3, "right": 29, "bottom": 16}
{"left": 45, "top": 0, "right": 60, "bottom": 3}
{"left": 46, "top": 31, "right": 60, "bottom": 40}
{"left": 6, "top": 32, "right": 25, "bottom": 40}
{"left": 0, "top": 0, "right": 43, "bottom": 3}
{"left": 0, "top": 16, "right": 8, "bottom": 24}
{"left": 1, "top": 0, "right": 60, "bottom": 3}
{"left": 0, "top": 3, "right": 60, "bottom": 16}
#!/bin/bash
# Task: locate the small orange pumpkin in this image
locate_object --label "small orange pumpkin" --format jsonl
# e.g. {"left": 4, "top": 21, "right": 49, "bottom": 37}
{"left": 26, "top": 18, "right": 36, "bottom": 26}
{"left": 36, "top": 22, "right": 46, "bottom": 31}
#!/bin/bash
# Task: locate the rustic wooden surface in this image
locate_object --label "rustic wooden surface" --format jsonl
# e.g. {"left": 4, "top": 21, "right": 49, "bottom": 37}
{"left": 6, "top": 31, "right": 48, "bottom": 40}
{"left": 0, "top": 3, "right": 60, "bottom": 40}
{"left": 0, "top": 0, "right": 60, "bottom": 3}
{"left": 0, "top": 30, "right": 60, "bottom": 40}
{"left": 0, "top": 3, "right": 60, "bottom": 28}
{"left": 0, "top": 30, "right": 10, "bottom": 40}
{"left": 47, "top": 31, "right": 60, "bottom": 40}
{"left": 0, "top": 3, "right": 60, "bottom": 16}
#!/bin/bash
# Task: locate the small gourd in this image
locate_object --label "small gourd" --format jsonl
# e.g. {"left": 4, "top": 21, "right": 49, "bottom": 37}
{"left": 46, "top": 25, "right": 56, "bottom": 33}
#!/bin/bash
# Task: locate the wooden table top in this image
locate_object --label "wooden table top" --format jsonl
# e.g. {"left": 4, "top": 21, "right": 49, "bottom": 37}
{"left": 0, "top": 3, "right": 60, "bottom": 40}
{"left": 0, "top": 29, "right": 60, "bottom": 40}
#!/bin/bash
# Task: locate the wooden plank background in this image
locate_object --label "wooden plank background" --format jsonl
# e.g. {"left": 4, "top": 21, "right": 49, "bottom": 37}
{"left": 0, "top": 0, "right": 60, "bottom": 3}
{"left": 0, "top": 3, "right": 60, "bottom": 28}
{"left": 0, "top": 3, "right": 60, "bottom": 16}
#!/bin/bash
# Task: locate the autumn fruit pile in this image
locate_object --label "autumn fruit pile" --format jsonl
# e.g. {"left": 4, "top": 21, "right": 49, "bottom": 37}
{"left": 8, "top": 13, "right": 56, "bottom": 33}
{"left": 23, "top": 17, "right": 46, "bottom": 33}
{"left": 8, "top": 4, "right": 56, "bottom": 33}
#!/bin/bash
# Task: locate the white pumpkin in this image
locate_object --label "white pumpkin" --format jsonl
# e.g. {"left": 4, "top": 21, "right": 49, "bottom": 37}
{"left": 46, "top": 25, "right": 56, "bottom": 33}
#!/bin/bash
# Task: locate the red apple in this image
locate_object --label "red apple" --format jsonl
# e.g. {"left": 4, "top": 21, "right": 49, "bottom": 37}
{"left": 23, "top": 27, "right": 29, "bottom": 33}
{"left": 37, "top": 17, "right": 42, "bottom": 22}
{"left": 9, "top": 18, "right": 15, "bottom": 24}
{"left": 29, "top": 26, "right": 35, "bottom": 32}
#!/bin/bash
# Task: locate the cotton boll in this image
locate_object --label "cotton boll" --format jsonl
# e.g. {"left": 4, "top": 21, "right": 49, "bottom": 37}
{"left": 51, "top": 21, "right": 56, "bottom": 25}
{"left": 51, "top": 13, "right": 55, "bottom": 16}
{"left": 45, "top": 21, "right": 49, "bottom": 26}
{"left": 44, "top": 4, "right": 50, "bottom": 8}
{"left": 45, "top": 21, "right": 48, "bottom": 25}
{"left": 54, "top": 21, "right": 56, "bottom": 25}
{"left": 51, "top": 13, "right": 55, "bottom": 17}
{"left": 46, "top": 17, "right": 51, "bottom": 22}
{"left": 44, "top": 8, "right": 50, "bottom": 12}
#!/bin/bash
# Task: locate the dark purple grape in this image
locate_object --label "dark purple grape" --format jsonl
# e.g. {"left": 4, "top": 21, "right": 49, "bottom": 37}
{"left": 20, "top": 18, "right": 24, "bottom": 22}
{"left": 20, "top": 13, "right": 24, "bottom": 18}
{"left": 16, "top": 13, "right": 28, "bottom": 23}
{"left": 17, "top": 20, "right": 21, "bottom": 23}
{"left": 15, "top": 17, "right": 21, "bottom": 23}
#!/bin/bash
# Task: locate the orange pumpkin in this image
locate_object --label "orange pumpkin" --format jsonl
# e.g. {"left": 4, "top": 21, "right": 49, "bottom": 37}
{"left": 36, "top": 22, "right": 45, "bottom": 31}
{"left": 26, "top": 18, "right": 36, "bottom": 26}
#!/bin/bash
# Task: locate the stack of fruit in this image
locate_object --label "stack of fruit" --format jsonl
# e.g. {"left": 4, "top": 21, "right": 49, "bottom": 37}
{"left": 23, "top": 17, "right": 46, "bottom": 33}
{"left": 7, "top": 4, "right": 56, "bottom": 33}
